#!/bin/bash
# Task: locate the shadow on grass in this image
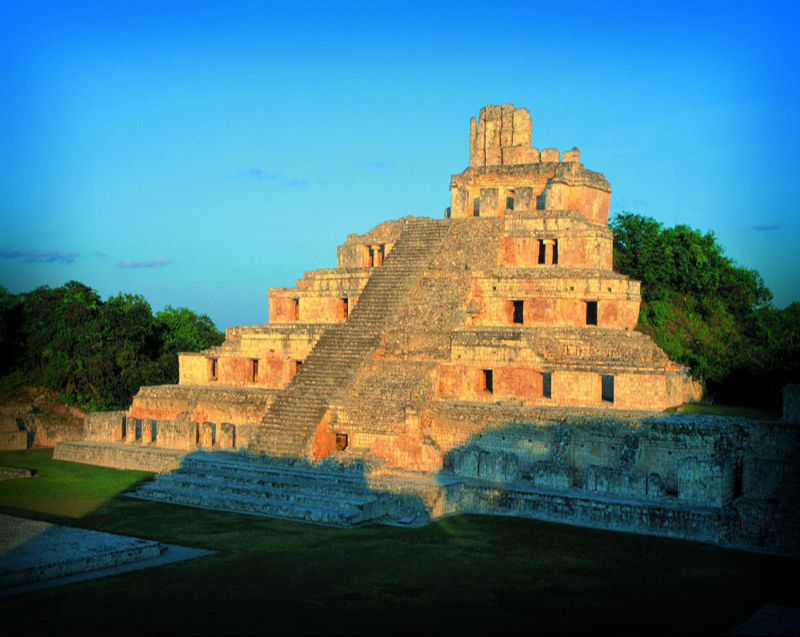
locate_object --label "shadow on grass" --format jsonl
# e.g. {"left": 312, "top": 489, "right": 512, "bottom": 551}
{"left": 1, "top": 449, "right": 797, "bottom": 636}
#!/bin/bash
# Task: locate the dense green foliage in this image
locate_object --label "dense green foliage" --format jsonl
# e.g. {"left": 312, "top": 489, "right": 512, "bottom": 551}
{"left": 611, "top": 212, "right": 800, "bottom": 407}
{"left": 0, "top": 281, "right": 224, "bottom": 410}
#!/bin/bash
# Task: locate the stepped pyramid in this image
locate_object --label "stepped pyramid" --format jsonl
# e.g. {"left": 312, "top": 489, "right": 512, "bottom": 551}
{"left": 120, "top": 103, "right": 700, "bottom": 471}
{"left": 56, "top": 106, "right": 800, "bottom": 553}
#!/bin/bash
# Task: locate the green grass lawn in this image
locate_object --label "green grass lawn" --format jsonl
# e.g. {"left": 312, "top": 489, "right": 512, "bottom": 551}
{"left": 0, "top": 449, "right": 796, "bottom": 636}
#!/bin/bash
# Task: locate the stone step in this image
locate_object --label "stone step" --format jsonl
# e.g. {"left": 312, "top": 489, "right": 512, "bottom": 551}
{"left": 129, "top": 453, "right": 388, "bottom": 527}
{"left": 253, "top": 219, "right": 450, "bottom": 457}
{"left": 133, "top": 484, "right": 375, "bottom": 526}
{"left": 139, "top": 473, "right": 376, "bottom": 509}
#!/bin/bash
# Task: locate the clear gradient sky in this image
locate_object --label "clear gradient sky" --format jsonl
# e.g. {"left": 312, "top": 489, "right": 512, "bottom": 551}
{"left": 1, "top": 0, "right": 798, "bottom": 330}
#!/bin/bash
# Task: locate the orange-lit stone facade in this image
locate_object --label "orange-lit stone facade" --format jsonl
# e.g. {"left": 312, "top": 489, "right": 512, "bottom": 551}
{"left": 126, "top": 104, "right": 701, "bottom": 471}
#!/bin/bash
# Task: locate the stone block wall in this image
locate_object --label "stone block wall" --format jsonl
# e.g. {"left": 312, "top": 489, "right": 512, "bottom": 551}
{"left": 84, "top": 411, "right": 126, "bottom": 443}
{"left": 500, "top": 233, "right": 613, "bottom": 270}
{"left": 543, "top": 180, "right": 611, "bottom": 226}
{"left": 469, "top": 273, "right": 641, "bottom": 330}
{"left": 469, "top": 104, "right": 535, "bottom": 168}
{"left": 438, "top": 415, "right": 771, "bottom": 512}
{"left": 0, "top": 431, "right": 27, "bottom": 450}
{"left": 677, "top": 457, "right": 735, "bottom": 507}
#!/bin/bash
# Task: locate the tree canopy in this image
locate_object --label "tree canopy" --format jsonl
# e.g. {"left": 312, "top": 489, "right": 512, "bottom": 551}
{"left": 0, "top": 282, "right": 224, "bottom": 410}
{"left": 611, "top": 212, "right": 799, "bottom": 407}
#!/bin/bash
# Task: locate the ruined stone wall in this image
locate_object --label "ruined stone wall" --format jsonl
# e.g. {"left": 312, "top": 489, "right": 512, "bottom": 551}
{"left": 180, "top": 326, "right": 324, "bottom": 388}
{"left": 500, "top": 224, "right": 613, "bottom": 269}
{"left": 543, "top": 180, "right": 612, "bottom": 226}
{"left": 450, "top": 161, "right": 610, "bottom": 220}
{"left": 469, "top": 272, "right": 641, "bottom": 329}
{"left": 129, "top": 385, "right": 274, "bottom": 424}
{"left": 436, "top": 365, "right": 673, "bottom": 410}
{"left": 468, "top": 104, "right": 576, "bottom": 169}
{"left": 268, "top": 269, "right": 371, "bottom": 323}
{"left": 336, "top": 218, "right": 406, "bottom": 268}
{"left": 430, "top": 413, "right": 787, "bottom": 511}
{"left": 54, "top": 441, "right": 185, "bottom": 472}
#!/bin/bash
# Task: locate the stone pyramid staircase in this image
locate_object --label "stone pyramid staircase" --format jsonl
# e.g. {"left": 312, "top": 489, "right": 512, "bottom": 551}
{"left": 251, "top": 218, "right": 451, "bottom": 458}
{"left": 130, "top": 453, "right": 387, "bottom": 527}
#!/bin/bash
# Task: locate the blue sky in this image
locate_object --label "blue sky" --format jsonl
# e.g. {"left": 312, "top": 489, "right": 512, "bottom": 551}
{"left": 1, "top": 0, "right": 798, "bottom": 329}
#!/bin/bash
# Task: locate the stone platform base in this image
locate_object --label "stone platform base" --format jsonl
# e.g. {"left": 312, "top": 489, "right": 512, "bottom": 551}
{"left": 129, "top": 452, "right": 437, "bottom": 527}
{"left": 54, "top": 441, "right": 186, "bottom": 473}
{"left": 0, "top": 515, "right": 162, "bottom": 591}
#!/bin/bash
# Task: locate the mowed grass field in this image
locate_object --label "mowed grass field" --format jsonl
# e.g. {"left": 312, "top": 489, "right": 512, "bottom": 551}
{"left": 0, "top": 449, "right": 796, "bottom": 636}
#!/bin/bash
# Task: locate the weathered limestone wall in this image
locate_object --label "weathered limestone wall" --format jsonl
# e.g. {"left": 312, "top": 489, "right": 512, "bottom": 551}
{"left": 54, "top": 441, "right": 185, "bottom": 473}
{"left": 436, "top": 365, "right": 673, "bottom": 410}
{"left": 336, "top": 218, "right": 405, "bottom": 268}
{"left": 470, "top": 272, "right": 640, "bottom": 329}
{"left": 450, "top": 160, "right": 610, "bottom": 220}
{"left": 0, "top": 431, "right": 27, "bottom": 450}
{"left": 268, "top": 269, "right": 371, "bottom": 324}
{"left": 500, "top": 230, "right": 613, "bottom": 269}
{"left": 429, "top": 413, "right": 799, "bottom": 553}
{"left": 543, "top": 180, "right": 612, "bottom": 226}
{"left": 129, "top": 385, "right": 274, "bottom": 424}
{"left": 180, "top": 327, "right": 324, "bottom": 388}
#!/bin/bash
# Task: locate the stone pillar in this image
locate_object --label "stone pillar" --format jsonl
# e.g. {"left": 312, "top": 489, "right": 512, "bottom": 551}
{"left": 514, "top": 187, "right": 533, "bottom": 213}
{"left": 218, "top": 423, "right": 236, "bottom": 449}
{"left": 201, "top": 422, "right": 215, "bottom": 448}
{"left": 469, "top": 117, "right": 483, "bottom": 167}
{"left": 141, "top": 419, "right": 156, "bottom": 445}
{"left": 111, "top": 415, "right": 124, "bottom": 442}
{"left": 125, "top": 418, "right": 140, "bottom": 444}
{"left": 480, "top": 188, "right": 499, "bottom": 217}
{"left": 543, "top": 239, "right": 556, "bottom": 265}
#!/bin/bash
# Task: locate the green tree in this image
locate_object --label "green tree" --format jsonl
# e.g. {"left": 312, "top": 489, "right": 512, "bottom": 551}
{"left": 155, "top": 306, "right": 224, "bottom": 382}
{"left": 610, "top": 212, "right": 797, "bottom": 407}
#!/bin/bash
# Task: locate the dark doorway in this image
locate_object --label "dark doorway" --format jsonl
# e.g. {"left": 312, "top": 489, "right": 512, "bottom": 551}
{"left": 482, "top": 369, "right": 494, "bottom": 394}
{"left": 586, "top": 301, "right": 598, "bottom": 326}
{"left": 542, "top": 372, "right": 552, "bottom": 398}
{"left": 512, "top": 300, "right": 524, "bottom": 324}
{"left": 602, "top": 375, "right": 615, "bottom": 403}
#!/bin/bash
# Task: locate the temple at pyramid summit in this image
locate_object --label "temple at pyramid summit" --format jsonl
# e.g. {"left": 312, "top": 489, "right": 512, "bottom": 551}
{"left": 56, "top": 105, "right": 798, "bottom": 554}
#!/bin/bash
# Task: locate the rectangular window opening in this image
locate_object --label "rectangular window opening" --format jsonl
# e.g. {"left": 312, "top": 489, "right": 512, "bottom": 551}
{"left": 473, "top": 197, "right": 480, "bottom": 217}
{"left": 341, "top": 297, "right": 349, "bottom": 319}
{"left": 293, "top": 298, "right": 300, "bottom": 321}
{"left": 512, "top": 300, "right": 524, "bottom": 324}
{"left": 538, "top": 241, "right": 546, "bottom": 264}
{"left": 250, "top": 359, "right": 259, "bottom": 383}
{"left": 553, "top": 239, "right": 559, "bottom": 265}
{"left": 586, "top": 301, "right": 598, "bottom": 326}
{"left": 602, "top": 375, "right": 615, "bottom": 403}
{"left": 482, "top": 369, "right": 493, "bottom": 394}
{"left": 335, "top": 433, "right": 349, "bottom": 451}
{"left": 209, "top": 358, "right": 218, "bottom": 381}
{"left": 506, "top": 196, "right": 514, "bottom": 211}
{"left": 542, "top": 372, "right": 552, "bottom": 399}
{"left": 294, "top": 360, "right": 303, "bottom": 375}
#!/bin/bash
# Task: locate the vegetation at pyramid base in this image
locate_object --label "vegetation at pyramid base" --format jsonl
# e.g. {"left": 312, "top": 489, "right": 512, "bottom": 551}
{"left": 0, "top": 281, "right": 224, "bottom": 410}
{"left": 611, "top": 212, "right": 799, "bottom": 408}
